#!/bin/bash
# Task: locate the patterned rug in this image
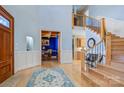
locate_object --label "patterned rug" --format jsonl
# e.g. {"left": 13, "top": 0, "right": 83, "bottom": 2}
{"left": 26, "top": 67, "right": 75, "bottom": 87}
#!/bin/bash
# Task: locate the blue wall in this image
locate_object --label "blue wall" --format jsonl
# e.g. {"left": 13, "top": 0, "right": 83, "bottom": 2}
{"left": 42, "top": 37, "right": 58, "bottom": 56}
{"left": 49, "top": 37, "right": 58, "bottom": 56}
{"left": 89, "top": 5, "right": 124, "bottom": 21}
{"left": 39, "top": 6, "right": 72, "bottom": 50}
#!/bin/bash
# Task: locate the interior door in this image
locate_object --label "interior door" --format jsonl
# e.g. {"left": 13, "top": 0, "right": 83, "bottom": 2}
{"left": 0, "top": 6, "right": 14, "bottom": 83}
{"left": 74, "top": 37, "right": 85, "bottom": 61}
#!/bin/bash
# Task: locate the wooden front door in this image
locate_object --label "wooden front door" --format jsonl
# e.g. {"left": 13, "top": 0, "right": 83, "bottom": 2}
{"left": 0, "top": 6, "right": 14, "bottom": 83}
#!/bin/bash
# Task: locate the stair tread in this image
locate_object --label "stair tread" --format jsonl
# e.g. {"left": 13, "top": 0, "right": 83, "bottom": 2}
{"left": 111, "top": 62, "right": 124, "bottom": 71}
{"left": 97, "top": 64, "right": 124, "bottom": 75}
{"left": 111, "top": 61, "right": 124, "bottom": 64}
{"left": 82, "top": 71, "right": 108, "bottom": 86}
{"left": 89, "top": 68, "right": 124, "bottom": 86}
{"left": 112, "top": 41, "right": 124, "bottom": 45}
{"left": 82, "top": 65, "right": 124, "bottom": 87}
{"left": 112, "top": 35, "right": 124, "bottom": 38}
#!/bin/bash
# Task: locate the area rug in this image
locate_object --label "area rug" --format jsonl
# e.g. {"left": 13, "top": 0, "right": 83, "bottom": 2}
{"left": 26, "top": 67, "right": 75, "bottom": 87}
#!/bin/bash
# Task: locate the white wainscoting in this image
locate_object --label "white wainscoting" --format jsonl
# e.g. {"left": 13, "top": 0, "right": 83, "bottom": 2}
{"left": 61, "top": 50, "right": 72, "bottom": 64}
{"left": 14, "top": 51, "right": 41, "bottom": 73}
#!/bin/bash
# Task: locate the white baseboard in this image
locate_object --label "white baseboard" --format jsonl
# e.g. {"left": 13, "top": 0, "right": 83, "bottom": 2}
{"left": 14, "top": 50, "right": 73, "bottom": 73}
{"left": 61, "top": 50, "right": 72, "bottom": 64}
{"left": 14, "top": 51, "right": 41, "bottom": 73}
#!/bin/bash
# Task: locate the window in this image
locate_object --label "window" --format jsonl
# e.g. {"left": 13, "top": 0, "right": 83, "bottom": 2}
{"left": 0, "top": 15, "right": 10, "bottom": 28}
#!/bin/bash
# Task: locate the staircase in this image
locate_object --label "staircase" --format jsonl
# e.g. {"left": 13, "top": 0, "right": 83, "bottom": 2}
{"left": 111, "top": 34, "right": 124, "bottom": 64}
{"left": 81, "top": 37, "right": 124, "bottom": 86}
{"left": 82, "top": 63, "right": 124, "bottom": 86}
{"left": 75, "top": 14, "right": 124, "bottom": 86}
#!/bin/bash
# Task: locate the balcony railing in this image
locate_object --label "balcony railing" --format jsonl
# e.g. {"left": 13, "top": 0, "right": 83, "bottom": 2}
{"left": 72, "top": 14, "right": 106, "bottom": 39}
{"left": 73, "top": 14, "right": 100, "bottom": 30}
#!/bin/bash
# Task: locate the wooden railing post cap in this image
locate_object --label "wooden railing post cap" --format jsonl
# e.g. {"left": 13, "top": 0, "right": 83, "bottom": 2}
{"left": 101, "top": 18, "right": 105, "bottom": 22}
{"left": 106, "top": 32, "right": 111, "bottom": 36}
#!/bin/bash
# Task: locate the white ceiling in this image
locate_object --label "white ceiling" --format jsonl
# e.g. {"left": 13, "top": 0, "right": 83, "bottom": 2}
{"left": 74, "top": 5, "right": 88, "bottom": 11}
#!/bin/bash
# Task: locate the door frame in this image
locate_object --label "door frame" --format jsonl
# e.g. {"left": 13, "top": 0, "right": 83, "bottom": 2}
{"left": 0, "top": 6, "right": 14, "bottom": 74}
{"left": 41, "top": 30, "right": 61, "bottom": 64}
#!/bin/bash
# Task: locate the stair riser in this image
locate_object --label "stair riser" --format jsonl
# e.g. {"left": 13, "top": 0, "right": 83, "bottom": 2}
{"left": 112, "top": 39, "right": 124, "bottom": 42}
{"left": 89, "top": 69, "right": 105, "bottom": 79}
{"left": 89, "top": 69, "right": 111, "bottom": 84}
{"left": 112, "top": 55, "right": 124, "bottom": 58}
{"left": 111, "top": 57, "right": 124, "bottom": 61}
{"left": 112, "top": 48, "right": 124, "bottom": 52}
{"left": 112, "top": 42, "right": 124, "bottom": 45}
{"left": 111, "top": 60, "right": 124, "bottom": 62}
{"left": 112, "top": 52, "right": 124, "bottom": 55}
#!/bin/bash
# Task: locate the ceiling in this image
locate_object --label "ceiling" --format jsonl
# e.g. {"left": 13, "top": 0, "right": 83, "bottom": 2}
{"left": 73, "top": 5, "right": 89, "bottom": 14}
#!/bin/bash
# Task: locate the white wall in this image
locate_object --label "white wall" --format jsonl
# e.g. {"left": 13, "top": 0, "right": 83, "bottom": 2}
{"left": 106, "top": 18, "right": 124, "bottom": 38}
{"left": 73, "top": 26, "right": 85, "bottom": 36}
{"left": 3, "top": 6, "right": 41, "bottom": 51}
{"left": 89, "top": 5, "right": 124, "bottom": 37}
{"left": 85, "top": 28, "right": 101, "bottom": 48}
{"left": 3, "top": 5, "right": 73, "bottom": 72}
{"left": 89, "top": 6, "right": 124, "bottom": 21}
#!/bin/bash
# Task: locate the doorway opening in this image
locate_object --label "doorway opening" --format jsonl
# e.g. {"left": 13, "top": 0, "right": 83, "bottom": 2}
{"left": 41, "top": 31, "right": 60, "bottom": 63}
{"left": 72, "top": 35, "right": 86, "bottom": 63}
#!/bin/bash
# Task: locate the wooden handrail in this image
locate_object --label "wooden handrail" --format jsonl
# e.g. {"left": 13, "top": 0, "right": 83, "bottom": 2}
{"left": 73, "top": 13, "right": 101, "bottom": 32}
{"left": 73, "top": 13, "right": 99, "bottom": 21}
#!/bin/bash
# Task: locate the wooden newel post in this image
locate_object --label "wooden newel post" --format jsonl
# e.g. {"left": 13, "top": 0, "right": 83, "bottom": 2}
{"left": 101, "top": 18, "right": 106, "bottom": 39}
{"left": 72, "top": 13, "right": 74, "bottom": 29}
{"left": 83, "top": 15, "right": 86, "bottom": 30}
{"left": 81, "top": 49, "right": 88, "bottom": 72}
{"left": 106, "top": 32, "right": 112, "bottom": 65}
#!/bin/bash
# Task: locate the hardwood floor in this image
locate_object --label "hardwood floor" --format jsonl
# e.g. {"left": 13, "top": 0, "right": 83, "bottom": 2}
{"left": 0, "top": 61, "right": 93, "bottom": 87}
{"left": 1, "top": 60, "right": 124, "bottom": 87}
